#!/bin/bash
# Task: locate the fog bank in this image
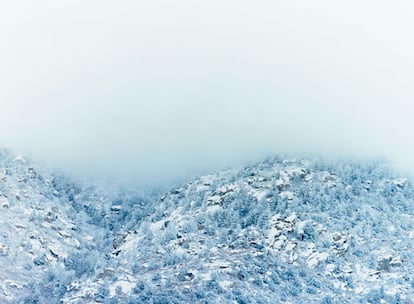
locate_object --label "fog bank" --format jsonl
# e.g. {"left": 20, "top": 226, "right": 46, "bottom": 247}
{"left": 1, "top": 1, "right": 414, "bottom": 184}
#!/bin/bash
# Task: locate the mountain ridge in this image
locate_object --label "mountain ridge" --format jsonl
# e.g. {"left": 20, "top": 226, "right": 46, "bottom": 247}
{"left": 1, "top": 150, "right": 414, "bottom": 303}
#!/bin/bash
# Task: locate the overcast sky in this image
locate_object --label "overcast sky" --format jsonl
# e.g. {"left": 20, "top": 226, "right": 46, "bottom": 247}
{"left": 1, "top": 1, "right": 414, "bottom": 185}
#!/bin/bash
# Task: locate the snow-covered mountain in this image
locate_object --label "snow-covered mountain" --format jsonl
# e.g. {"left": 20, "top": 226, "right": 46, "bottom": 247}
{"left": 2, "top": 150, "right": 414, "bottom": 303}
{"left": 0, "top": 149, "right": 150, "bottom": 303}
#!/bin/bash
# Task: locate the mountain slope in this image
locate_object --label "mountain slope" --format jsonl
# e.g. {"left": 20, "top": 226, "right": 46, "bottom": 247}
{"left": 65, "top": 157, "right": 414, "bottom": 303}
{"left": 0, "top": 150, "right": 153, "bottom": 303}
{"left": 0, "top": 150, "right": 112, "bottom": 302}
{"left": 2, "top": 150, "right": 414, "bottom": 303}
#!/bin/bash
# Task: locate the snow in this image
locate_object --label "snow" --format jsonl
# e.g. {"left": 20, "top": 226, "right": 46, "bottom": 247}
{"left": 285, "top": 214, "right": 298, "bottom": 223}
{"left": 206, "top": 205, "right": 221, "bottom": 213}
{"left": 219, "top": 280, "right": 233, "bottom": 289}
{"left": 2, "top": 150, "right": 414, "bottom": 303}
{"left": 251, "top": 189, "right": 268, "bottom": 201}
{"left": 150, "top": 220, "right": 164, "bottom": 232}
{"left": 307, "top": 252, "right": 329, "bottom": 268}
{"left": 109, "top": 280, "right": 135, "bottom": 297}
{"left": 279, "top": 191, "right": 295, "bottom": 200}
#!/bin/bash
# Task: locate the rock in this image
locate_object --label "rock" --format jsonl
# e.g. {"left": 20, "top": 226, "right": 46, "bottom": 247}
{"left": 28, "top": 168, "right": 37, "bottom": 178}
{"left": 44, "top": 210, "right": 57, "bottom": 223}
{"left": 57, "top": 229, "right": 73, "bottom": 238}
{"left": 343, "top": 264, "right": 353, "bottom": 273}
{"left": 113, "top": 233, "right": 127, "bottom": 250}
{"left": 98, "top": 268, "right": 116, "bottom": 280}
{"left": 207, "top": 195, "right": 223, "bottom": 206}
{"left": 17, "top": 177, "right": 27, "bottom": 183}
{"left": 14, "top": 223, "right": 27, "bottom": 229}
{"left": 276, "top": 179, "right": 288, "bottom": 191}
{"left": 390, "top": 256, "right": 402, "bottom": 267}
{"left": 49, "top": 249, "right": 59, "bottom": 259}
{"left": 323, "top": 173, "right": 337, "bottom": 187}
{"left": 285, "top": 214, "right": 298, "bottom": 223}
{"left": 33, "top": 255, "right": 47, "bottom": 266}
{"left": 178, "top": 271, "right": 195, "bottom": 281}
{"left": 331, "top": 234, "right": 349, "bottom": 255}
{"left": 111, "top": 205, "right": 122, "bottom": 212}
{"left": 219, "top": 261, "right": 231, "bottom": 269}
{"left": 307, "top": 252, "right": 329, "bottom": 268}
{"left": 216, "top": 184, "right": 236, "bottom": 194}
{"left": 272, "top": 236, "right": 287, "bottom": 250}
{"left": 393, "top": 178, "right": 407, "bottom": 188}
{"left": 377, "top": 254, "right": 402, "bottom": 271}
{"left": 0, "top": 197, "right": 9, "bottom": 208}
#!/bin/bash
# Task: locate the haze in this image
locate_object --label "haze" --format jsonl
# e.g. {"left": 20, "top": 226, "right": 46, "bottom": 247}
{"left": 1, "top": 0, "right": 414, "bottom": 185}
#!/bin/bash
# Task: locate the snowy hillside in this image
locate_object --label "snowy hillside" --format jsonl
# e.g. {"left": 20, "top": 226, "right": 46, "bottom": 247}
{"left": 0, "top": 149, "right": 149, "bottom": 303}
{"left": 2, "top": 150, "right": 414, "bottom": 303}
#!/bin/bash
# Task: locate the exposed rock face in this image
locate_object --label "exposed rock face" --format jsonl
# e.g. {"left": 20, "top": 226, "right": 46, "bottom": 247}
{"left": 2, "top": 150, "right": 414, "bottom": 303}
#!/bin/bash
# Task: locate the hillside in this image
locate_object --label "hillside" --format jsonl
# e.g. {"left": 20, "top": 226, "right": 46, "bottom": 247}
{"left": 0, "top": 149, "right": 150, "bottom": 303}
{"left": 1, "top": 150, "right": 414, "bottom": 303}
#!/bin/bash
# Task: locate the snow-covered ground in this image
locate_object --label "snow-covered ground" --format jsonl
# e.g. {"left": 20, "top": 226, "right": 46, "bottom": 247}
{"left": 1, "top": 149, "right": 414, "bottom": 303}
